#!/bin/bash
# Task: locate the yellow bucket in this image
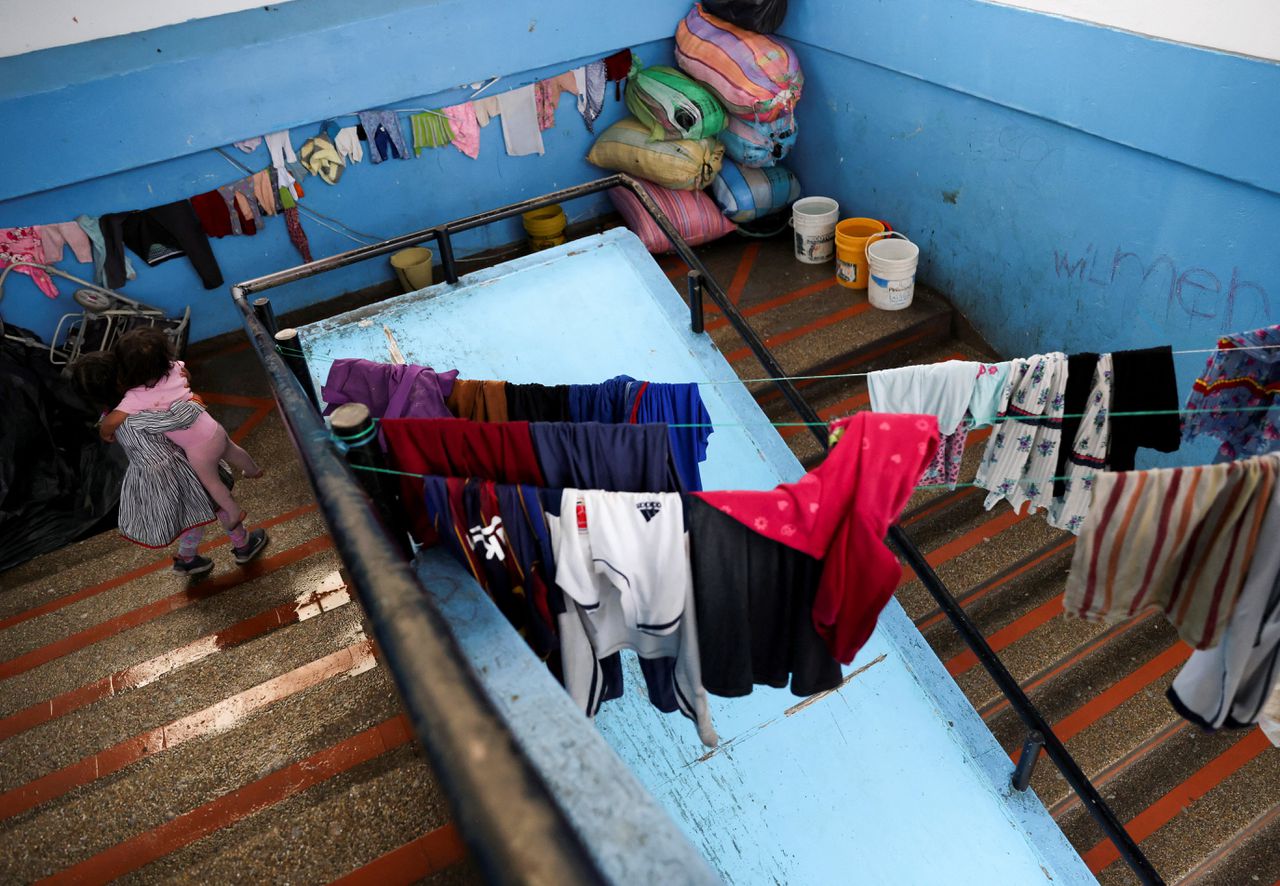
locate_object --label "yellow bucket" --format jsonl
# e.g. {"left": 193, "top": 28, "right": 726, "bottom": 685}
{"left": 834, "top": 218, "right": 886, "bottom": 289}
{"left": 389, "top": 246, "right": 434, "bottom": 293}
{"left": 523, "top": 205, "right": 567, "bottom": 249}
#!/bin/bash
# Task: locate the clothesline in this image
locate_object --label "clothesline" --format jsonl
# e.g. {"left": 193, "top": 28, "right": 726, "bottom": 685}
{"left": 274, "top": 342, "right": 1280, "bottom": 381}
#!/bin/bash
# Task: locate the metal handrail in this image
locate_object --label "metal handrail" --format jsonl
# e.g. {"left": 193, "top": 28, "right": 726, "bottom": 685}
{"left": 233, "top": 173, "right": 1161, "bottom": 886}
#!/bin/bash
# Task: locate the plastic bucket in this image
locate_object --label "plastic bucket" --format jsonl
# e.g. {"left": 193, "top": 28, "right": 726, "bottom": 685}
{"left": 390, "top": 247, "right": 434, "bottom": 293}
{"left": 833, "top": 218, "right": 885, "bottom": 290}
{"left": 523, "top": 205, "right": 567, "bottom": 250}
{"left": 865, "top": 232, "right": 919, "bottom": 310}
{"left": 790, "top": 196, "right": 839, "bottom": 264}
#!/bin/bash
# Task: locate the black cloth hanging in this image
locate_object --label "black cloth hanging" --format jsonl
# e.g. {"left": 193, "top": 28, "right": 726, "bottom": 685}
{"left": 506, "top": 382, "right": 572, "bottom": 421}
{"left": 101, "top": 200, "right": 224, "bottom": 290}
{"left": 1109, "top": 345, "right": 1182, "bottom": 471}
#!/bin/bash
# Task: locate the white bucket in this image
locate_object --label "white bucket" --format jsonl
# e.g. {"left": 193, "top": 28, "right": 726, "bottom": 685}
{"left": 865, "top": 232, "right": 919, "bottom": 310}
{"left": 791, "top": 196, "right": 839, "bottom": 264}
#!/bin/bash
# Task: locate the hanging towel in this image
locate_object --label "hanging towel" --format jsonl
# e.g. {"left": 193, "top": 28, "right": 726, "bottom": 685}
{"left": 495, "top": 85, "right": 545, "bottom": 156}
{"left": 76, "top": 215, "right": 135, "bottom": 288}
{"left": 0, "top": 227, "right": 56, "bottom": 298}
{"left": 1064, "top": 452, "right": 1279, "bottom": 650}
{"left": 1183, "top": 325, "right": 1280, "bottom": 461}
{"left": 299, "top": 135, "right": 345, "bottom": 184}
{"left": 35, "top": 222, "right": 92, "bottom": 264}
{"left": 442, "top": 103, "right": 480, "bottom": 159}
{"left": 409, "top": 112, "right": 456, "bottom": 155}
{"left": 696, "top": 412, "right": 940, "bottom": 664}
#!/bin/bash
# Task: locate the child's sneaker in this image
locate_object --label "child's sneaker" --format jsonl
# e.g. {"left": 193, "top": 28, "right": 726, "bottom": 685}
{"left": 232, "top": 529, "right": 269, "bottom": 565}
{"left": 172, "top": 554, "right": 214, "bottom": 577}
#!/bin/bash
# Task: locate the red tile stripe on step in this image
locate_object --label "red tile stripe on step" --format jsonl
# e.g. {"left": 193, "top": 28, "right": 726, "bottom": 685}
{"left": 901, "top": 486, "right": 982, "bottom": 528}
{"left": 0, "top": 639, "right": 375, "bottom": 821}
{"left": 1048, "top": 720, "right": 1188, "bottom": 820}
{"left": 897, "top": 508, "right": 1027, "bottom": 591}
{"left": 979, "top": 612, "right": 1155, "bottom": 721}
{"left": 231, "top": 404, "right": 275, "bottom": 445}
{"left": 726, "top": 303, "right": 873, "bottom": 364}
{"left": 38, "top": 715, "right": 414, "bottom": 886}
{"left": 1048, "top": 643, "right": 1191, "bottom": 745}
{"left": 945, "top": 586, "right": 1070, "bottom": 676}
{"left": 0, "top": 535, "right": 334, "bottom": 680}
{"left": 1081, "top": 729, "right": 1272, "bottom": 874}
{"left": 0, "top": 503, "right": 319, "bottom": 632}
{"left": 727, "top": 242, "right": 760, "bottom": 306}
{"left": 0, "top": 576, "right": 350, "bottom": 741}
{"left": 916, "top": 537, "right": 1075, "bottom": 633}
{"left": 704, "top": 278, "right": 840, "bottom": 333}
{"left": 329, "top": 825, "right": 468, "bottom": 885}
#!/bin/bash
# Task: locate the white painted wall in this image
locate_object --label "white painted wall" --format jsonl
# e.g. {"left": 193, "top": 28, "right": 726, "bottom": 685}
{"left": 0, "top": 0, "right": 297, "bottom": 58}
{"left": 986, "top": 0, "right": 1280, "bottom": 61}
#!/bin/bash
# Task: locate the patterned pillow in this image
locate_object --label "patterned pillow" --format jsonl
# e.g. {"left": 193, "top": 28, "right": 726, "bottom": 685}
{"left": 609, "top": 179, "right": 737, "bottom": 254}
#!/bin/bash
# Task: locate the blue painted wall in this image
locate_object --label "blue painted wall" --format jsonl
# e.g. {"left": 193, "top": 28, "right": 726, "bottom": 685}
{"left": 780, "top": 0, "right": 1279, "bottom": 463}
{"left": 0, "top": 0, "right": 685, "bottom": 343}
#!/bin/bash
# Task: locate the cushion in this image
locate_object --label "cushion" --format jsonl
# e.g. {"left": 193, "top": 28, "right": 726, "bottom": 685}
{"left": 610, "top": 179, "right": 737, "bottom": 253}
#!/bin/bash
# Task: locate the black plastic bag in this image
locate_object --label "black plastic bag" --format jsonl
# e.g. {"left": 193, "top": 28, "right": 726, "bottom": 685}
{"left": 0, "top": 327, "right": 126, "bottom": 574}
{"left": 703, "top": 0, "right": 788, "bottom": 33}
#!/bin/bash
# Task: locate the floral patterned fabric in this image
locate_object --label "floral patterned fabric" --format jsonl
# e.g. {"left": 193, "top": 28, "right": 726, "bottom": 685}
{"left": 920, "top": 424, "right": 968, "bottom": 488}
{"left": 1182, "top": 324, "right": 1280, "bottom": 461}
{"left": 1048, "top": 353, "right": 1113, "bottom": 533}
{"left": 0, "top": 226, "right": 57, "bottom": 298}
{"left": 975, "top": 353, "right": 1068, "bottom": 515}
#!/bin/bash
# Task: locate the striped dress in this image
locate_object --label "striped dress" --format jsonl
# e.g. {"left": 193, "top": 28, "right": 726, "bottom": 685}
{"left": 1064, "top": 452, "right": 1279, "bottom": 650}
{"left": 115, "top": 402, "right": 217, "bottom": 548}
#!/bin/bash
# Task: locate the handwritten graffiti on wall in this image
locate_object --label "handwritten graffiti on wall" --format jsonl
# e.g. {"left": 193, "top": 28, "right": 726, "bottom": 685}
{"left": 1052, "top": 243, "right": 1271, "bottom": 330}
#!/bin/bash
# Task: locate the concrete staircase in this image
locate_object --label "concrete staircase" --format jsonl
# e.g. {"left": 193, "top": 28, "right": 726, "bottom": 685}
{"left": 668, "top": 232, "right": 1280, "bottom": 885}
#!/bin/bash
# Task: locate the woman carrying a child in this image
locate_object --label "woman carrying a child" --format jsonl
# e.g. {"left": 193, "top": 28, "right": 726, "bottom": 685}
{"left": 73, "top": 327, "right": 269, "bottom": 576}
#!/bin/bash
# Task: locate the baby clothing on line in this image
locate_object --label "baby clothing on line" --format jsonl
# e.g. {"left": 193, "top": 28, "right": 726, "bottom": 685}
{"left": 283, "top": 208, "right": 312, "bottom": 262}
{"left": 0, "top": 226, "right": 57, "bottom": 298}
{"left": 409, "top": 112, "right": 455, "bottom": 155}
{"left": 35, "top": 222, "right": 92, "bottom": 264}
{"left": 357, "top": 110, "right": 411, "bottom": 163}
{"left": 579, "top": 61, "right": 608, "bottom": 133}
{"left": 76, "top": 215, "right": 136, "bottom": 288}
{"left": 190, "top": 191, "right": 234, "bottom": 238}
{"left": 442, "top": 104, "right": 480, "bottom": 159}
{"left": 264, "top": 130, "right": 308, "bottom": 183}
{"left": 334, "top": 126, "right": 364, "bottom": 164}
{"left": 218, "top": 179, "right": 263, "bottom": 236}
{"left": 252, "top": 169, "right": 279, "bottom": 216}
{"left": 299, "top": 135, "right": 345, "bottom": 184}
{"left": 535, "top": 71, "right": 580, "bottom": 130}
{"left": 233, "top": 136, "right": 262, "bottom": 153}
{"left": 475, "top": 86, "right": 545, "bottom": 157}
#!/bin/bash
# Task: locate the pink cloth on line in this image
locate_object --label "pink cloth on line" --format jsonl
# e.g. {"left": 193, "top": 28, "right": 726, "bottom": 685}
{"left": 0, "top": 226, "right": 57, "bottom": 298}
{"left": 36, "top": 222, "right": 92, "bottom": 264}
{"left": 443, "top": 103, "right": 481, "bottom": 160}
{"left": 535, "top": 71, "right": 580, "bottom": 131}
{"left": 694, "top": 412, "right": 940, "bottom": 664}
{"left": 116, "top": 361, "right": 192, "bottom": 413}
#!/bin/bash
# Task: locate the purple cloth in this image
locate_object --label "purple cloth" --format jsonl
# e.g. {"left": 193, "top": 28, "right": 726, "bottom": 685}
{"left": 321, "top": 359, "right": 458, "bottom": 419}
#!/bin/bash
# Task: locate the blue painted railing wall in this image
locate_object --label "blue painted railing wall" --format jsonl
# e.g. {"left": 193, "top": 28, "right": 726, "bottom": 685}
{"left": 0, "top": 0, "right": 684, "bottom": 343}
{"left": 779, "top": 0, "right": 1279, "bottom": 467}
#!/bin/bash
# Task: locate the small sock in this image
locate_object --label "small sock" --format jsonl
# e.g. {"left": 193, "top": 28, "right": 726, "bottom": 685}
{"left": 177, "top": 527, "right": 204, "bottom": 559}
{"left": 228, "top": 525, "right": 249, "bottom": 548}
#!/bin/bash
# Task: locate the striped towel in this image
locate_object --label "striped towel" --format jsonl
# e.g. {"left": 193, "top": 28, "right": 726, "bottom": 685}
{"left": 1065, "top": 452, "right": 1280, "bottom": 649}
{"left": 409, "top": 112, "right": 455, "bottom": 156}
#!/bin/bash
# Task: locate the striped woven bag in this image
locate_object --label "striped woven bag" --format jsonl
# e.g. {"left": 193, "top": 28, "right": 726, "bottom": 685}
{"left": 675, "top": 2, "right": 803, "bottom": 122}
{"left": 625, "top": 58, "right": 727, "bottom": 141}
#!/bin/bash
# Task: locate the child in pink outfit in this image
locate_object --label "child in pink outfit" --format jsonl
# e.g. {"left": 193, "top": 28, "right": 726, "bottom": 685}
{"left": 102, "top": 327, "right": 268, "bottom": 570}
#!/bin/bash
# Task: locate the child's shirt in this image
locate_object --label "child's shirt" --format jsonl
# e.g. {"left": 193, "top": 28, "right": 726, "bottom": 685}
{"left": 116, "top": 360, "right": 193, "bottom": 413}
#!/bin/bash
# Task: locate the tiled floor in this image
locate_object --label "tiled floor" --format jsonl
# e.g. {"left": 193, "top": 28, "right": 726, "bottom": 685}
{"left": 1, "top": 226, "right": 1276, "bottom": 884}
